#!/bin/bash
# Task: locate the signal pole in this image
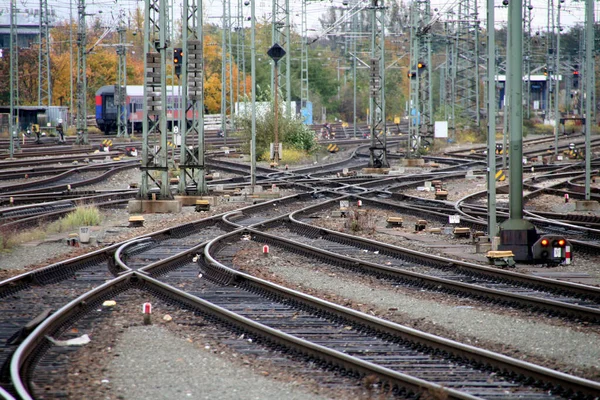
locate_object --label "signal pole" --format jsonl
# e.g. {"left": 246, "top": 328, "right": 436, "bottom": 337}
{"left": 178, "top": 0, "right": 207, "bottom": 195}
{"left": 271, "top": 0, "right": 291, "bottom": 117}
{"left": 139, "top": 0, "right": 172, "bottom": 201}
{"left": 368, "top": 0, "right": 388, "bottom": 168}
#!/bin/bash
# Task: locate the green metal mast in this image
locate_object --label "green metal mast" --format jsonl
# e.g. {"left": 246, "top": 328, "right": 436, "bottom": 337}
{"left": 454, "top": 0, "right": 480, "bottom": 127}
{"left": 584, "top": 0, "right": 594, "bottom": 200}
{"left": 498, "top": 0, "right": 537, "bottom": 261}
{"left": 368, "top": 0, "right": 388, "bottom": 168}
{"left": 221, "top": 0, "right": 231, "bottom": 143}
{"left": 76, "top": 0, "right": 88, "bottom": 144}
{"left": 178, "top": 0, "right": 207, "bottom": 195}
{"left": 486, "top": 0, "right": 496, "bottom": 237}
{"left": 38, "top": 0, "right": 52, "bottom": 107}
{"left": 271, "top": 0, "right": 291, "bottom": 117}
{"left": 140, "top": 0, "right": 172, "bottom": 200}
{"left": 116, "top": 12, "right": 128, "bottom": 138}
{"left": 9, "top": 0, "right": 18, "bottom": 157}
{"left": 523, "top": 0, "right": 532, "bottom": 120}
{"left": 300, "top": 0, "right": 309, "bottom": 118}
{"left": 407, "top": 0, "right": 432, "bottom": 157}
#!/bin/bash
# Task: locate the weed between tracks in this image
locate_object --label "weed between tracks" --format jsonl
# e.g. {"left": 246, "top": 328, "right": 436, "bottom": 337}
{"left": 0, "top": 205, "right": 101, "bottom": 251}
{"left": 344, "top": 209, "right": 377, "bottom": 234}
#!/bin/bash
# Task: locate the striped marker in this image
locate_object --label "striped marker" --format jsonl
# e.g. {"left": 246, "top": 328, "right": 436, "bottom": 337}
{"left": 565, "top": 246, "right": 571, "bottom": 265}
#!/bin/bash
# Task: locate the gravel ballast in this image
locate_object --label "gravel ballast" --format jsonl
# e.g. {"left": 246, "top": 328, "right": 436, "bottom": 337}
{"left": 107, "top": 326, "right": 333, "bottom": 400}
{"left": 3, "top": 154, "right": 600, "bottom": 398}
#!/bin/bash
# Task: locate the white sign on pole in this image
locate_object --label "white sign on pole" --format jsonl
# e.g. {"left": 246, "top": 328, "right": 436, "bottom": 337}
{"left": 269, "top": 143, "right": 283, "bottom": 159}
{"left": 449, "top": 215, "right": 461, "bottom": 224}
{"left": 434, "top": 121, "right": 448, "bottom": 138}
{"left": 340, "top": 200, "right": 350, "bottom": 209}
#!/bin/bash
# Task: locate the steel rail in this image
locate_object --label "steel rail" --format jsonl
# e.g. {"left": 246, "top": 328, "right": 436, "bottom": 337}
{"left": 203, "top": 232, "right": 600, "bottom": 399}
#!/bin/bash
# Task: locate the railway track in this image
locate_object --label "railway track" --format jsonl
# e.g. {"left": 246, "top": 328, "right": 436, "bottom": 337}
{"left": 7, "top": 228, "right": 600, "bottom": 399}
{"left": 3, "top": 140, "right": 600, "bottom": 399}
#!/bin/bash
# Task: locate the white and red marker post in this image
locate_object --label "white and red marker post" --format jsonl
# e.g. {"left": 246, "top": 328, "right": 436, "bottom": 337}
{"left": 143, "top": 302, "right": 152, "bottom": 325}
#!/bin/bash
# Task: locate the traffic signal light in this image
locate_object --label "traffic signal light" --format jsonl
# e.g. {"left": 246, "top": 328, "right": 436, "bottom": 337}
{"left": 417, "top": 62, "right": 427, "bottom": 70}
{"left": 407, "top": 71, "right": 416, "bottom": 79}
{"left": 174, "top": 47, "right": 183, "bottom": 77}
{"left": 543, "top": 67, "right": 548, "bottom": 76}
{"left": 573, "top": 70, "right": 579, "bottom": 88}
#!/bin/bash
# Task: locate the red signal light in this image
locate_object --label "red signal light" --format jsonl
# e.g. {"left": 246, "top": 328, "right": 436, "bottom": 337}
{"left": 557, "top": 239, "right": 566, "bottom": 247}
{"left": 573, "top": 70, "right": 579, "bottom": 75}
{"left": 540, "top": 238, "right": 549, "bottom": 246}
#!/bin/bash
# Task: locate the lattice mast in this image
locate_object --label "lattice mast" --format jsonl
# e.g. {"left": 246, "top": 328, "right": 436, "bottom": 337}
{"left": 116, "top": 12, "right": 128, "bottom": 138}
{"left": 300, "top": 0, "right": 309, "bottom": 112}
{"left": 237, "top": 0, "right": 246, "bottom": 104}
{"left": 454, "top": 0, "right": 480, "bottom": 126}
{"left": 38, "top": 0, "right": 52, "bottom": 106}
{"left": 9, "top": 0, "right": 19, "bottom": 156}
{"left": 546, "top": 0, "right": 555, "bottom": 122}
{"left": 443, "top": 20, "right": 456, "bottom": 137}
{"left": 523, "top": 0, "right": 533, "bottom": 119}
{"left": 140, "top": 0, "right": 171, "bottom": 199}
{"left": 76, "top": 0, "right": 88, "bottom": 144}
{"left": 407, "top": 0, "right": 433, "bottom": 157}
{"left": 368, "top": 0, "right": 388, "bottom": 168}
{"left": 271, "top": 0, "right": 291, "bottom": 117}
{"left": 178, "top": 0, "right": 207, "bottom": 195}
{"left": 221, "top": 0, "right": 233, "bottom": 141}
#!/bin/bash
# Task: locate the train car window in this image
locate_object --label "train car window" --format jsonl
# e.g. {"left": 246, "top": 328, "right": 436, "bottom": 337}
{"left": 104, "top": 95, "right": 116, "bottom": 112}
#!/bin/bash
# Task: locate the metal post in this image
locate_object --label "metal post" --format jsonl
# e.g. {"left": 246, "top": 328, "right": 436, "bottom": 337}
{"left": 38, "top": 0, "right": 52, "bottom": 106}
{"left": 178, "top": 0, "right": 207, "bottom": 195}
{"left": 9, "top": 0, "right": 17, "bottom": 158}
{"left": 584, "top": 0, "right": 594, "bottom": 200}
{"left": 498, "top": 0, "right": 537, "bottom": 261}
{"left": 554, "top": 4, "right": 561, "bottom": 156}
{"left": 76, "top": 0, "right": 88, "bottom": 145}
{"left": 221, "top": 0, "right": 229, "bottom": 144}
{"left": 116, "top": 14, "right": 128, "bottom": 138}
{"left": 251, "top": 0, "right": 257, "bottom": 191}
{"left": 140, "top": 0, "right": 171, "bottom": 200}
{"left": 300, "top": 0, "right": 309, "bottom": 121}
{"left": 274, "top": 61, "right": 280, "bottom": 165}
{"left": 368, "top": 0, "right": 387, "bottom": 168}
{"left": 486, "top": 0, "right": 497, "bottom": 237}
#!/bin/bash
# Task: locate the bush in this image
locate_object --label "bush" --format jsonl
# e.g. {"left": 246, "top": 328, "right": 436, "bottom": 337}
{"left": 235, "top": 104, "right": 318, "bottom": 161}
{"left": 47, "top": 205, "right": 102, "bottom": 234}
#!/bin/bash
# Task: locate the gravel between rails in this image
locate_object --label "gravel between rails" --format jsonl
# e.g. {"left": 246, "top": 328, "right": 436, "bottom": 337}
{"left": 107, "top": 326, "right": 334, "bottom": 400}
{"left": 3, "top": 156, "right": 600, "bottom": 399}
